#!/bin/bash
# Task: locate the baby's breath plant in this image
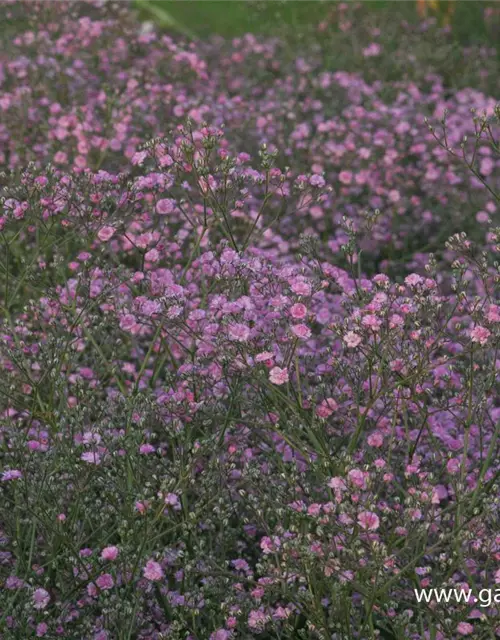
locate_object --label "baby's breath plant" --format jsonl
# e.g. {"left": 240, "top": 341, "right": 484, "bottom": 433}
{"left": 0, "top": 2, "right": 499, "bottom": 639}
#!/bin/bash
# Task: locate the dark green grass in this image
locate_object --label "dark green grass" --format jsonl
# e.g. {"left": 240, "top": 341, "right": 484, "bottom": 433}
{"left": 135, "top": 0, "right": 497, "bottom": 44}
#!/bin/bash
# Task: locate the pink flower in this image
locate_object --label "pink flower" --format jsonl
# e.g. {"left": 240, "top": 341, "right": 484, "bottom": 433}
{"left": 101, "top": 546, "right": 119, "bottom": 561}
{"left": 344, "top": 331, "right": 362, "bottom": 348}
{"left": 96, "top": 573, "right": 114, "bottom": 590}
{"left": 164, "top": 492, "right": 180, "bottom": 509}
{"left": 228, "top": 323, "right": 251, "bottom": 342}
{"left": 373, "top": 274, "right": 389, "bottom": 286}
{"left": 132, "top": 150, "right": 148, "bottom": 166}
{"left": 486, "top": 304, "right": 500, "bottom": 322}
{"left": 362, "top": 43, "right": 382, "bottom": 57}
{"left": 405, "top": 273, "right": 424, "bottom": 288}
{"left": 139, "top": 443, "right": 155, "bottom": 455}
{"left": 291, "top": 323, "right": 311, "bottom": 340}
{"left": 339, "top": 170, "right": 352, "bottom": 185}
{"left": 81, "top": 451, "right": 101, "bottom": 465}
{"left": 135, "top": 501, "right": 149, "bottom": 515}
{"left": 470, "top": 325, "right": 491, "bottom": 346}
{"left": 156, "top": 198, "right": 175, "bottom": 215}
{"left": 316, "top": 398, "right": 338, "bottom": 418}
{"left": 362, "top": 314, "right": 382, "bottom": 332}
{"left": 357, "top": 511, "right": 380, "bottom": 531}
{"left": 2, "top": 469, "right": 22, "bottom": 481}
{"left": 290, "top": 303, "right": 307, "bottom": 319}
{"left": 389, "top": 314, "right": 404, "bottom": 329}
{"left": 348, "top": 468, "right": 367, "bottom": 489}
{"left": 143, "top": 559, "right": 164, "bottom": 581}
{"left": 210, "top": 630, "right": 231, "bottom": 640}
{"left": 145, "top": 248, "right": 159, "bottom": 262}
{"left": 248, "top": 609, "right": 268, "bottom": 629}
{"left": 260, "top": 535, "right": 281, "bottom": 554}
{"left": 328, "top": 477, "right": 347, "bottom": 491}
{"left": 32, "top": 588, "right": 50, "bottom": 610}
{"left": 307, "top": 503, "right": 321, "bottom": 516}
{"left": 309, "top": 174, "right": 325, "bottom": 188}
{"left": 457, "top": 622, "right": 474, "bottom": 636}
{"left": 255, "top": 351, "right": 274, "bottom": 363}
{"left": 291, "top": 280, "right": 312, "bottom": 296}
{"left": 97, "top": 226, "right": 115, "bottom": 242}
{"left": 367, "top": 432, "right": 384, "bottom": 447}
{"left": 120, "top": 314, "right": 137, "bottom": 332}
{"left": 269, "top": 366, "right": 289, "bottom": 385}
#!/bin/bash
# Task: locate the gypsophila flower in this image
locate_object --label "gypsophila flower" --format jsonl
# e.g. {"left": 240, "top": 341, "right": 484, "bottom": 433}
{"left": 0, "top": 3, "right": 499, "bottom": 638}
{"left": 344, "top": 331, "right": 362, "bottom": 348}
{"left": 97, "top": 226, "right": 116, "bottom": 242}
{"left": 269, "top": 367, "right": 289, "bottom": 385}
{"left": 143, "top": 560, "right": 164, "bottom": 581}
{"left": 470, "top": 325, "right": 491, "bottom": 345}
{"left": 96, "top": 574, "right": 114, "bottom": 590}
{"left": 101, "top": 546, "right": 119, "bottom": 561}
{"left": 357, "top": 511, "right": 380, "bottom": 531}
{"left": 81, "top": 452, "right": 101, "bottom": 465}
{"left": 32, "top": 588, "right": 50, "bottom": 610}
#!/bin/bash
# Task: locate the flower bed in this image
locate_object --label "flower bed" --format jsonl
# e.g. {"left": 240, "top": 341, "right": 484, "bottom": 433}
{"left": 0, "top": 2, "right": 499, "bottom": 639}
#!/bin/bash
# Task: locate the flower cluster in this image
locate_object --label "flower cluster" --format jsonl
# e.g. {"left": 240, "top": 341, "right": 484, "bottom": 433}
{"left": 0, "top": 2, "right": 499, "bottom": 639}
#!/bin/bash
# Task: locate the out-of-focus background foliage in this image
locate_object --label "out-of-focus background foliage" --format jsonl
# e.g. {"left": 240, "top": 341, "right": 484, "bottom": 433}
{"left": 135, "top": 0, "right": 500, "bottom": 45}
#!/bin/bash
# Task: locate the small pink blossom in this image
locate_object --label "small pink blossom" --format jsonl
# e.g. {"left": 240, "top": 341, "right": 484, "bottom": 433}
{"left": 339, "top": 170, "right": 352, "bottom": 185}
{"left": 81, "top": 451, "right": 101, "bottom": 465}
{"left": 357, "top": 511, "right": 380, "bottom": 531}
{"left": 362, "top": 43, "right": 382, "bottom": 57}
{"left": 33, "top": 588, "right": 50, "bottom": 610}
{"left": 248, "top": 609, "right": 268, "bottom": 629}
{"left": 309, "top": 174, "right": 325, "bottom": 188}
{"left": 260, "top": 535, "right": 281, "bottom": 554}
{"left": 97, "top": 226, "right": 115, "bottom": 242}
{"left": 139, "top": 443, "right": 155, "bottom": 455}
{"left": 2, "top": 469, "right": 22, "bottom": 481}
{"left": 328, "top": 477, "right": 347, "bottom": 491}
{"left": 145, "top": 248, "right": 159, "bottom": 262}
{"left": 96, "top": 573, "right": 114, "bottom": 590}
{"left": 447, "top": 458, "right": 461, "bottom": 474}
{"left": 143, "top": 560, "right": 164, "bottom": 581}
{"left": 457, "top": 622, "right": 474, "bottom": 636}
{"left": 228, "top": 323, "right": 251, "bottom": 342}
{"left": 156, "top": 198, "right": 175, "bottom": 215}
{"left": 470, "top": 325, "right": 491, "bottom": 345}
{"left": 405, "top": 273, "right": 424, "bottom": 288}
{"left": 362, "top": 314, "right": 382, "bottom": 332}
{"left": 290, "top": 303, "right": 307, "bottom": 319}
{"left": 101, "top": 546, "right": 119, "bottom": 561}
{"left": 255, "top": 351, "right": 274, "bottom": 363}
{"left": 344, "top": 331, "right": 362, "bottom": 348}
{"left": 119, "top": 314, "right": 138, "bottom": 332}
{"left": 291, "top": 323, "right": 311, "bottom": 340}
{"left": 348, "top": 468, "right": 367, "bottom": 489}
{"left": 269, "top": 366, "right": 289, "bottom": 385}
{"left": 367, "top": 432, "right": 384, "bottom": 447}
{"left": 291, "top": 280, "right": 311, "bottom": 296}
{"left": 486, "top": 304, "right": 500, "bottom": 322}
{"left": 316, "top": 398, "right": 338, "bottom": 418}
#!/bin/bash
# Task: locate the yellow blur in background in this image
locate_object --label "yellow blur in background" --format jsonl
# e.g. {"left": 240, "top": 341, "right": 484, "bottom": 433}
{"left": 416, "top": 0, "right": 456, "bottom": 26}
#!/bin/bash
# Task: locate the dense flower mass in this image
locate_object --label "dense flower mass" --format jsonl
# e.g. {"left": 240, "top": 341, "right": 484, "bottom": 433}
{"left": 0, "top": 2, "right": 499, "bottom": 639}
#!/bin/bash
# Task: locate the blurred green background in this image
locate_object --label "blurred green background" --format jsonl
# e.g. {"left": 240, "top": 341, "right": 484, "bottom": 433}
{"left": 135, "top": 0, "right": 498, "bottom": 43}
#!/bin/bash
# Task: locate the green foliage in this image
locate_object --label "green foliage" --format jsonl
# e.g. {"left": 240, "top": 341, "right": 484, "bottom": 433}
{"left": 135, "top": 0, "right": 499, "bottom": 47}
